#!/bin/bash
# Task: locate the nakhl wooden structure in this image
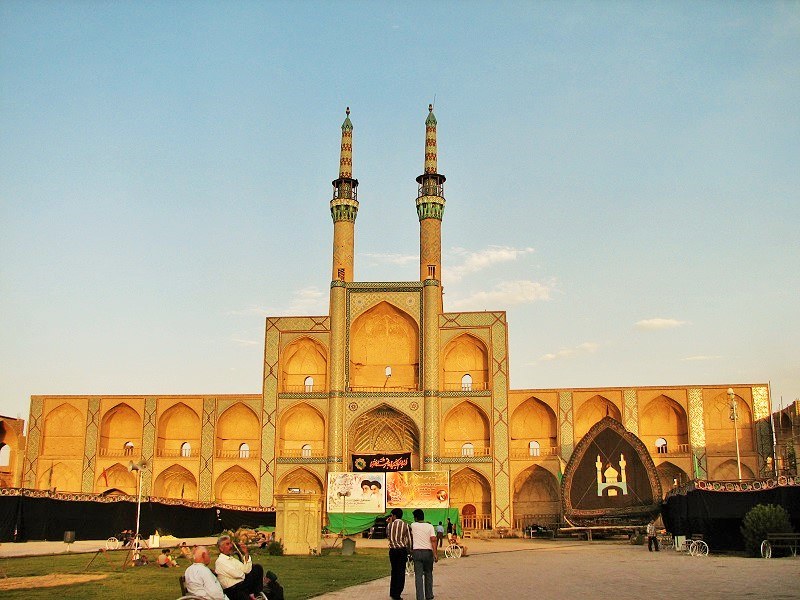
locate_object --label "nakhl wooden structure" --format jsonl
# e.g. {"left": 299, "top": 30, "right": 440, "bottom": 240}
{"left": 562, "top": 417, "right": 661, "bottom": 527}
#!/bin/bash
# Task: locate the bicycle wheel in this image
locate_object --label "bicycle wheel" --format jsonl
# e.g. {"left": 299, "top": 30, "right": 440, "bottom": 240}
{"left": 405, "top": 556, "right": 414, "bottom": 576}
{"left": 105, "top": 537, "right": 120, "bottom": 550}
{"left": 693, "top": 540, "right": 709, "bottom": 556}
{"left": 444, "top": 545, "right": 454, "bottom": 559}
{"left": 760, "top": 540, "right": 772, "bottom": 559}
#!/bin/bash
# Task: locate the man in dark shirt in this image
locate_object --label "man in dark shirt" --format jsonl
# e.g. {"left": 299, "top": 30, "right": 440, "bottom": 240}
{"left": 386, "top": 508, "right": 412, "bottom": 600}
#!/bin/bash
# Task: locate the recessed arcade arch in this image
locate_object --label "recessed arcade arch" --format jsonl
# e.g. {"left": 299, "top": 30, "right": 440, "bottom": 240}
{"left": 152, "top": 464, "right": 198, "bottom": 500}
{"left": 574, "top": 395, "right": 622, "bottom": 443}
{"left": 443, "top": 401, "right": 490, "bottom": 457}
{"left": 640, "top": 395, "right": 689, "bottom": 455}
{"left": 216, "top": 403, "right": 261, "bottom": 459}
{"left": 42, "top": 404, "right": 84, "bottom": 457}
{"left": 215, "top": 466, "right": 258, "bottom": 506}
{"left": 349, "top": 301, "right": 419, "bottom": 391}
{"left": 277, "top": 467, "right": 324, "bottom": 495}
{"left": 711, "top": 459, "right": 755, "bottom": 481}
{"left": 349, "top": 405, "right": 420, "bottom": 469}
{"left": 279, "top": 402, "right": 325, "bottom": 458}
{"left": 100, "top": 403, "right": 142, "bottom": 457}
{"left": 513, "top": 464, "right": 560, "bottom": 523}
{"left": 96, "top": 462, "right": 137, "bottom": 495}
{"left": 450, "top": 467, "right": 492, "bottom": 529}
{"left": 441, "top": 334, "right": 489, "bottom": 391}
{"left": 281, "top": 337, "right": 328, "bottom": 393}
{"left": 156, "top": 403, "right": 201, "bottom": 458}
{"left": 510, "top": 397, "right": 557, "bottom": 457}
{"left": 705, "top": 392, "right": 754, "bottom": 454}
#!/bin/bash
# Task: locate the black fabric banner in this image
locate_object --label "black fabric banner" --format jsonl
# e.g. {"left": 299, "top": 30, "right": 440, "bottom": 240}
{"left": 352, "top": 453, "right": 411, "bottom": 472}
{"left": 0, "top": 494, "right": 275, "bottom": 542}
{"left": 662, "top": 483, "right": 800, "bottom": 551}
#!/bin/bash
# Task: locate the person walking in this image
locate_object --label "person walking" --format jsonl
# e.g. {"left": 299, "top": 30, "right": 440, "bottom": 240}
{"left": 445, "top": 518, "right": 454, "bottom": 542}
{"left": 410, "top": 508, "right": 437, "bottom": 600}
{"left": 386, "top": 508, "right": 412, "bottom": 600}
{"left": 435, "top": 522, "right": 444, "bottom": 548}
{"left": 646, "top": 521, "right": 660, "bottom": 552}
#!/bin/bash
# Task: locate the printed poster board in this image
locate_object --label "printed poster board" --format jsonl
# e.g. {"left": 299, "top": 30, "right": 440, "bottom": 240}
{"left": 386, "top": 471, "right": 450, "bottom": 509}
{"left": 326, "top": 472, "right": 386, "bottom": 513}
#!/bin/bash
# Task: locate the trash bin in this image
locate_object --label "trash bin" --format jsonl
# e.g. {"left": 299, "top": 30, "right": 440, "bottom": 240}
{"left": 341, "top": 537, "right": 356, "bottom": 556}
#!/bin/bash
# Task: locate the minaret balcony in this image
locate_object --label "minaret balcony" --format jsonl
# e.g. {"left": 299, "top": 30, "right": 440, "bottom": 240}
{"left": 417, "top": 183, "right": 445, "bottom": 199}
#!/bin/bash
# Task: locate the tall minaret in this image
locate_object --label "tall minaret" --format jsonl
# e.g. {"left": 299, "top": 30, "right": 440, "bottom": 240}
{"left": 416, "top": 104, "right": 446, "bottom": 291}
{"left": 330, "top": 107, "right": 359, "bottom": 282}
{"left": 327, "top": 108, "right": 357, "bottom": 473}
{"left": 417, "top": 104, "right": 445, "bottom": 469}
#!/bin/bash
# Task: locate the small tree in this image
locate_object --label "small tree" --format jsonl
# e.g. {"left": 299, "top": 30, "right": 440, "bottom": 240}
{"left": 740, "top": 503, "right": 793, "bottom": 557}
{"left": 786, "top": 443, "right": 797, "bottom": 476}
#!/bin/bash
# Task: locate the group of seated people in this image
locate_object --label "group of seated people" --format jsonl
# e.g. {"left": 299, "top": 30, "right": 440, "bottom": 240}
{"left": 183, "top": 535, "right": 283, "bottom": 600}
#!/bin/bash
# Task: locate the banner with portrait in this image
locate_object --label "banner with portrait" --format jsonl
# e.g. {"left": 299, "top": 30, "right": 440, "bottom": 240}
{"left": 352, "top": 453, "right": 412, "bottom": 472}
{"left": 326, "top": 472, "right": 386, "bottom": 513}
{"left": 385, "top": 471, "right": 450, "bottom": 509}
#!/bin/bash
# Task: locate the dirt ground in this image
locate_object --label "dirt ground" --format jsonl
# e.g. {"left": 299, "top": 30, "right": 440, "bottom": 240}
{"left": 0, "top": 573, "right": 108, "bottom": 591}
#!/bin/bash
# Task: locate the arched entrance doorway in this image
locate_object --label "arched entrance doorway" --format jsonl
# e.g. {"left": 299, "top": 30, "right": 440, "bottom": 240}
{"left": 348, "top": 405, "right": 420, "bottom": 469}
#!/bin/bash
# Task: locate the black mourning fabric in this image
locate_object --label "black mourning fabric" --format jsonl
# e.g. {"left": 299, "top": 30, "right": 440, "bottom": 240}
{"left": 568, "top": 428, "right": 655, "bottom": 511}
{"left": 0, "top": 496, "right": 276, "bottom": 542}
{"left": 662, "top": 487, "right": 800, "bottom": 551}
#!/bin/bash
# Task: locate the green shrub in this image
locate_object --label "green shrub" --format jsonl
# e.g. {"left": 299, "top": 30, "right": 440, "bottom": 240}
{"left": 267, "top": 539, "right": 285, "bottom": 555}
{"left": 740, "top": 503, "right": 793, "bottom": 557}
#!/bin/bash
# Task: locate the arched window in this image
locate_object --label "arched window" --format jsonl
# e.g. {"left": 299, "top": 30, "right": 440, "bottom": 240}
{"left": 304, "top": 376, "right": 314, "bottom": 393}
{"left": 301, "top": 444, "right": 312, "bottom": 458}
{"left": 180, "top": 442, "right": 192, "bottom": 457}
{"left": 461, "top": 374, "right": 473, "bottom": 392}
{"left": 655, "top": 438, "right": 668, "bottom": 454}
{"left": 528, "top": 440, "right": 540, "bottom": 457}
{"left": 239, "top": 443, "right": 250, "bottom": 459}
{"left": 123, "top": 441, "right": 134, "bottom": 456}
{"left": 0, "top": 444, "right": 10, "bottom": 467}
{"left": 461, "top": 442, "right": 475, "bottom": 457}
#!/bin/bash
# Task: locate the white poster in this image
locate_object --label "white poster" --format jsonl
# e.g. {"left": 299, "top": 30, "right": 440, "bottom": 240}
{"left": 326, "top": 472, "right": 386, "bottom": 513}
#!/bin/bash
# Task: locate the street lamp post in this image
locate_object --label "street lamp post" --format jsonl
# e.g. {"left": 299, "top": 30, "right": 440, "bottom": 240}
{"left": 337, "top": 490, "right": 350, "bottom": 536}
{"left": 727, "top": 388, "right": 743, "bottom": 481}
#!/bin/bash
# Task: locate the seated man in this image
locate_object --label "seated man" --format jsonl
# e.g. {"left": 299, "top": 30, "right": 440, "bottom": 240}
{"left": 179, "top": 541, "right": 193, "bottom": 560}
{"left": 185, "top": 546, "right": 228, "bottom": 600}
{"left": 214, "top": 534, "right": 265, "bottom": 600}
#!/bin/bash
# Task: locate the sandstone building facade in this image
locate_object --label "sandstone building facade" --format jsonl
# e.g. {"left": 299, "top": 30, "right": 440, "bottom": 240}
{"left": 21, "top": 108, "right": 773, "bottom": 530}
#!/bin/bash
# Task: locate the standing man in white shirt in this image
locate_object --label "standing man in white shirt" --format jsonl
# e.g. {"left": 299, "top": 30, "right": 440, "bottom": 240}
{"left": 214, "top": 534, "right": 265, "bottom": 600}
{"left": 184, "top": 546, "right": 228, "bottom": 600}
{"left": 409, "top": 509, "right": 437, "bottom": 600}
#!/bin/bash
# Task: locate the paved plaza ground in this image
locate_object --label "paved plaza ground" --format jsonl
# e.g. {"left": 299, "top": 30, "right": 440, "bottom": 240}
{"left": 314, "top": 537, "right": 800, "bottom": 600}
{"left": 2, "top": 536, "right": 799, "bottom": 599}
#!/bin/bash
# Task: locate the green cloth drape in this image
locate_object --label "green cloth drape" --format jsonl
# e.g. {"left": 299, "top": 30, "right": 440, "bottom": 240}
{"left": 327, "top": 508, "right": 461, "bottom": 535}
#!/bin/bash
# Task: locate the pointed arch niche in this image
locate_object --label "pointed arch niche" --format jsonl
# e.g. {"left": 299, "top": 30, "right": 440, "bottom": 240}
{"left": 443, "top": 402, "right": 490, "bottom": 457}
{"left": 100, "top": 403, "right": 142, "bottom": 457}
{"left": 705, "top": 392, "right": 754, "bottom": 455}
{"left": 153, "top": 464, "right": 198, "bottom": 500}
{"left": 349, "top": 302, "right": 419, "bottom": 391}
{"left": 441, "top": 334, "right": 489, "bottom": 391}
{"left": 450, "top": 468, "right": 492, "bottom": 530}
{"left": 510, "top": 397, "right": 557, "bottom": 458}
{"left": 656, "top": 461, "right": 689, "bottom": 495}
{"left": 156, "top": 403, "right": 201, "bottom": 458}
{"left": 349, "top": 405, "right": 420, "bottom": 469}
{"left": 574, "top": 395, "right": 622, "bottom": 443}
{"left": 38, "top": 461, "right": 80, "bottom": 492}
{"left": 277, "top": 467, "right": 323, "bottom": 495}
{"left": 96, "top": 462, "right": 137, "bottom": 495}
{"left": 281, "top": 337, "right": 328, "bottom": 393}
{"left": 640, "top": 395, "right": 689, "bottom": 455}
{"left": 215, "top": 466, "right": 258, "bottom": 506}
{"left": 513, "top": 464, "right": 560, "bottom": 524}
{"left": 42, "top": 404, "right": 84, "bottom": 457}
{"left": 712, "top": 458, "right": 755, "bottom": 481}
{"left": 279, "top": 403, "right": 325, "bottom": 458}
{"left": 0, "top": 422, "right": 18, "bottom": 486}
{"left": 216, "top": 403, "right": 261, "bottom": 460}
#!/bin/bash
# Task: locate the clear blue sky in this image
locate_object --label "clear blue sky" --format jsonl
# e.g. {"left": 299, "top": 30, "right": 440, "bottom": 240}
{"left": 2, "top": 1, "right": 798, "bottom": 423}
